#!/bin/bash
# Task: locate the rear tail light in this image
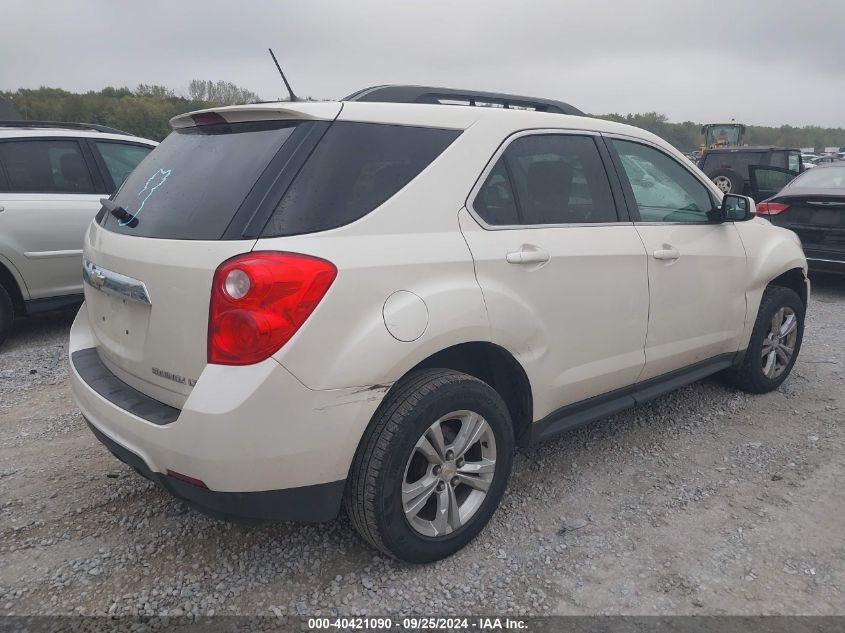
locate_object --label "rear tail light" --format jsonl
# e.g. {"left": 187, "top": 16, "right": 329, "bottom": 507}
{"left": 208, "top": 252, "right": 337, "bottom": 365}
{"left": 756, "top": 202, "right": 790, "bottom": 216}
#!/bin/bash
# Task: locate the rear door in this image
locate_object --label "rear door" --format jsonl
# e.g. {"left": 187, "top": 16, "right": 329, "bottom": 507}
{"left": 0, "top": 137, "right": 104, "bottom": 299}
{"left": 459, "top": 131, "right": 649, "bottom": 419}
{"left": 607, "top": 137, "right": 748, "bottom": 380}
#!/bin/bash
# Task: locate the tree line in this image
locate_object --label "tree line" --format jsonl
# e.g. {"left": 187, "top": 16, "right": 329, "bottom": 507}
{"left": 597, "top": 112, "right": 845, "bottom": 153}
{"left": 1, "top": 85, "right": 843, "bottom": 150}
{"left": 0, "top": 82, "right": 263, "bottom": 141}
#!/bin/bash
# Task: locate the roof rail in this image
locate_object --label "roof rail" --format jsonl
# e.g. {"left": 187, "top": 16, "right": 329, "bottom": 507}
{"left": 0, "top": 120, "right": 132, "bottom": 136}
{"left": 344, "top": 85, "right": 585, "bottom": 116}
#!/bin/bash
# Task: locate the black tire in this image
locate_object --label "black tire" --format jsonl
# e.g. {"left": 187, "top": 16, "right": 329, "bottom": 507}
{"left": 722, "top": 286, "right": 804, "bottom": 393}
{"left": 0, "top": 284, "right": 13, "bottom": 348}
{"left": 709, "top": 169, "right": 744, "bottom": 194}
{"left": 345, "top": 368, "right": 514, "bottom": 563}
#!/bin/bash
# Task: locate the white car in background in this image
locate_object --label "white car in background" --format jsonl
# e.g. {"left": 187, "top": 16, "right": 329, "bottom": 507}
{"left": 0, "top": 122, "right": 156, "bottom": 345}
{"left": 68, "top": 86, "right": 808, "bottom": 562}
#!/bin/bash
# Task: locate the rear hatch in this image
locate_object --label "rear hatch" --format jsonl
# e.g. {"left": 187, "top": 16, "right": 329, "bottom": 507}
{"left": 83, "top": 104, "right": 341, "bottom": 408}
{"left": 766, "top": 190, "right": 845, "bottom": 260}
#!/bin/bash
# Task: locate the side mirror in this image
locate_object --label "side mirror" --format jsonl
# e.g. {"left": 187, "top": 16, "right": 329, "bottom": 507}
{"left": 720, "top": 193, "right": 755, "bottom": 222}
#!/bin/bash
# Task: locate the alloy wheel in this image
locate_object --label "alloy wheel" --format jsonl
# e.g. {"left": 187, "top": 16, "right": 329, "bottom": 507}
{"left": 761, "top": 306, "right": 798, "bottom": 379}
{"left": 401, "top": 410, "right": 497, "bottom": 537}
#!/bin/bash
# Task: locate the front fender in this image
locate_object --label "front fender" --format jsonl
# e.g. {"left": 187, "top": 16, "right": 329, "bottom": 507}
{"left": 735, "top": 218, "right": 808, "bottom": 347}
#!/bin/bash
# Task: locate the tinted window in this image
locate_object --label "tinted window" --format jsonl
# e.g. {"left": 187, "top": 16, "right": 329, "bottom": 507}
{"left": 613, "top": 140, "right": 713, "bottom": 223}
{"left": 702, "top": 151, "right": 765, "bottom": 178}
{"left": 754, "top": 168, "right": 795, "bottom": 194}
{"left": 102, "top": 121, "right": 298, "bottom": 239}
{"left": 769, "top": 152, "right": 787, "bottom": 169}
{"left": 95, "top": 141, "right": 153, "bottom": 189}
{"left": 474, "top": 158, "right": 518, "bottom": 225}
{"left": 475, "top": 134, "right": 617, "bottom": 226}
{"left": 0, "top": 139, "right": 94, "bottom": 193}
{"left": 262, "top": 122, "right": 460, "bottom": 237}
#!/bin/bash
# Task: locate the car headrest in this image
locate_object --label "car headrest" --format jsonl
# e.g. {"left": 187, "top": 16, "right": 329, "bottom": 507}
{"left": 526, "top": 160, "right": 573, "bottom": 201}
{"left": 60, "top": 153, "right": 89, "bottom": 190}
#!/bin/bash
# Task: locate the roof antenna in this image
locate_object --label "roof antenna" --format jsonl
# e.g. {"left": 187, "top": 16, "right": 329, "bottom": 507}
{"left": 268, "top": 48, "right": 298, "bottom": 102}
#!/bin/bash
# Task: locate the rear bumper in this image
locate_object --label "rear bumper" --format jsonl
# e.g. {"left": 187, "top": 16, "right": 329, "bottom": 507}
{"left": 86, "top": 418, "right": 345, "bottom": 523}
{"left": 69, "top": 302, "right": 387, "bottom": 522}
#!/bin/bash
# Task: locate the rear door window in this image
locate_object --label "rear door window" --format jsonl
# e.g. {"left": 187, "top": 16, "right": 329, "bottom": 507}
{"left": 261, "top": 122, "right": 460, "bottom": 237}
{"left": 473, "top": 159, "right": 519, "bottom": 225}
{"left": 94, "top": 141, "right": 153, "bottom": 190}
{"left": 473, "top": 134, "right": 618, "bottom": 226}
{"left": 0, "top": 139, "right": 94, "bottom": 193}
{"left": 102, "top": 121, "right": 299, "bottom": 239}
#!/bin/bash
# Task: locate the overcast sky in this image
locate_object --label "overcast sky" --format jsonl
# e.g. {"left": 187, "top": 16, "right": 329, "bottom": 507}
{"left": 1, "top": 0, "right": 843, "bottom": 128}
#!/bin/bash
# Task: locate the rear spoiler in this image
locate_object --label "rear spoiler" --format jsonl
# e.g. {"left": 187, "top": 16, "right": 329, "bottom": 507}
{"left": 170, "top": 102, "right": 342, "bottom": 130}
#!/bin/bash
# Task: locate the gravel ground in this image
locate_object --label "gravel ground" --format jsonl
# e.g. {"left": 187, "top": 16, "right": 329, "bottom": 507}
{"left": 1, "top": 274, "right": 843, "bottom": 618}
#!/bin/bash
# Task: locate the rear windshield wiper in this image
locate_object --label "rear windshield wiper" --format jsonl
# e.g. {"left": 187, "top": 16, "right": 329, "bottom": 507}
{"left": 100, "top": 198, "right": 138, "bottom": 228}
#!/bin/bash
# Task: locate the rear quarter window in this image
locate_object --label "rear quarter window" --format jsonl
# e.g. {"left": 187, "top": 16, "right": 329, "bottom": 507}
{"left": 261, "top": 122, "right": 460, "bottom": 237}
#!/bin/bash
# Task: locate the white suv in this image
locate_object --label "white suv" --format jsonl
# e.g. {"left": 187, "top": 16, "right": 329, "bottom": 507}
{"left": 68, "top": 87, "right": 808, "bottom": 563}
{"left": 0, "top": 122, "right": 156, "bottom": 345}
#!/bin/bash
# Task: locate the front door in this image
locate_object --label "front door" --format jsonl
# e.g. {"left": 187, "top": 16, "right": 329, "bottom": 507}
{"left": 459, "top": 132, "right": 649, "bottom": 420}
{"left": 608, "top": 137, "right": 748, "bottom": 381}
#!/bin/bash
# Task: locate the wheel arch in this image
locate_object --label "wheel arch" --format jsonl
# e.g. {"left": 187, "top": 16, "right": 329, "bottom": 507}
{"left": 398, "top": 341, "right": 534, "bottom": 444}
{"left": 0, "top": 259, "right": 27, "bottom": 316}
{"left": 768, "top": 267, "right": 808, "bottom": 308}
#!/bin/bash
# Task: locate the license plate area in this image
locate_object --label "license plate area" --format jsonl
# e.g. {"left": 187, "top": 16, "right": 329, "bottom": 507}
{"left": 85, "top": 288, "right": 151, "bottom": 363}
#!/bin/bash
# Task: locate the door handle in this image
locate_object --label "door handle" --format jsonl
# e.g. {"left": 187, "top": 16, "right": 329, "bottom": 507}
{"left": 653, "top": 248, "right": 681, "bottom": 261}
{"left": 0, "top": 206, "right": 5, "bottom": 213}
{"left": 506, "top": 246, "right": 550, "bottom": 265}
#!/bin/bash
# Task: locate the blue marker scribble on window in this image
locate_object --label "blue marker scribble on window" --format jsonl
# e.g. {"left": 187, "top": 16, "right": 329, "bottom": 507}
{"left": 118, "top": 168, "right": 172, "bottom": 226}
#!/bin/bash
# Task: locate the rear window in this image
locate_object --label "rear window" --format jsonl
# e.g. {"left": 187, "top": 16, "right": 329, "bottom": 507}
{"left": 788, "top": 165, "right": 845, "bottom": 189}
{"left": 702, "top": 151, "right": 765, "bottom": 177}
{"left": 261, "top": 122, "right": 460, "bottom": 237}
{"left": 101, "top": 121, "right": 298, "bottom": 239}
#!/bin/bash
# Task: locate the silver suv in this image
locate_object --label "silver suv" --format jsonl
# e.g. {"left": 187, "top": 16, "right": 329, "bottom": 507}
{"left": 0, "top": 121, "right": 156, "bottom": 345}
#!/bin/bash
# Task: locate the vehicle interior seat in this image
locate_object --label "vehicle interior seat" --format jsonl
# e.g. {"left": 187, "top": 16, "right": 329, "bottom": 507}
{"left": 526, "top": 159, "right": 573, "bottom": 224}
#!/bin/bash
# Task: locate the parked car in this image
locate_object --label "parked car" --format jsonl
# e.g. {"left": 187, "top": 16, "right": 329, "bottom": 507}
{"left": 69, "top": 86, "right": 809, "bottom": 563}
{"left": 814, "top": 155, "right": 842, "bottom": 165}
{"left": 0, "top": 122, "right": 156, "bottom": 345}
{"left": 698, "top": 146, "right": 804, "bottom": 194}
{"left": 754, "top": 162, "right": 845, "bottom": 274}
